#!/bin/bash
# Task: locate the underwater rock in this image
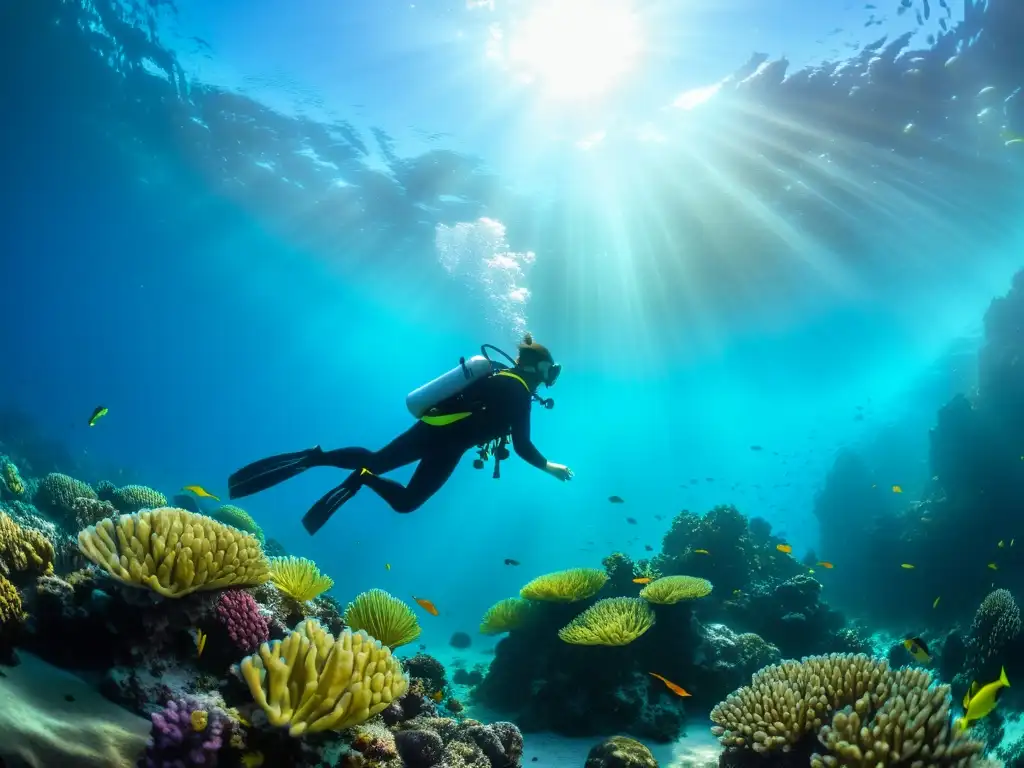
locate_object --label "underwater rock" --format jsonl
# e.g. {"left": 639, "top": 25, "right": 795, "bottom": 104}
{"left": 394, "top": 717, "right": 523, "bottom": 768}
{"left": 404, "top": 651, "right": 448, "bottom": 692}
{"left": 0, "top": 651, "right": 150, "bottom": 767}
{"left": 450, "top": 630, "right": 472, "bottom": 648}
{"left": 585, "top": 735, "right": 659, "bottom": 768}
{"left": 395, "top": 728, "right": 445, "bottom": 767}
{"left": 453, "top": 667, "right": 484, "bottom": 686}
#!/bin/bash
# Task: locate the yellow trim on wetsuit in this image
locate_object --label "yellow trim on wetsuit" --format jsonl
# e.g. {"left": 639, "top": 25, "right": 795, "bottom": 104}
{"left": 419, "top": 370, "right": 531, "bottom": 426}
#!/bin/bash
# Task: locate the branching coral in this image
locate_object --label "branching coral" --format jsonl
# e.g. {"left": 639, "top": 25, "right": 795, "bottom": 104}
{"left": 344, "top": 588, "right": 421, "bottom": 648}
{"left": 210, "top": 504, "right": 265, "bottom": 545}
{"left": 710, "top": 653, "right": 985, "bottom": 768}
{"left": 0, "top": 508, "right": 54, "bottom": 578}
{"left": 479, "top": 597, "right": 533, "bottom": 635}
{"left": 77, "top": 507, "right": 270, "bottom": 598}
{"left": 269, "top": 555, "right": 333, "bottom": 603}
{"left": 240, "top": 619, "right": 408, "bottom": 736}
{"left": 109, "top": 484, "right": 167, "bottom": 514}
{"left": 557, "top": 597, "right": 655, "bottom": 646}
{"left": 519, "top": 568, "right": 608, "bottom": 602}
{"left": 640, "top": 575, "right": 713, "bottom": 604}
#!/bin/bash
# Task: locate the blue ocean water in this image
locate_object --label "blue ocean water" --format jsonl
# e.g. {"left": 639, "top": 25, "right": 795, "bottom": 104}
{"left": 2, "top": 0, "right": 1024, "bottom": 759}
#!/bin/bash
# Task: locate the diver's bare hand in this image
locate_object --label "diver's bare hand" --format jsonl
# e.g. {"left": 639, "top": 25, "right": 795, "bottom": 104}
{"left": 545, "top": 462, "right": 574, "bottom": 481}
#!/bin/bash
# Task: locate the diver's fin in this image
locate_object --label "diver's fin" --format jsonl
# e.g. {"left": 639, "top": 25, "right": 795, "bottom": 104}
{"left": 228, "top": 446, "right": 323, "bottom": 500}
{"left": 301, "top": 469, "right": 367, "bottom": 535}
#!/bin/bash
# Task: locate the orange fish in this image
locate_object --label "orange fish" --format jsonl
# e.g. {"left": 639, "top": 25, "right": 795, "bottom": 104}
{"left": 816, "top": 561, "right": 834, "bottom": 569}
{"left": 649, "top": 672, "right": 691, "bottom": 697}
{"left": 413, "top": 597, "right": 439, "bottom": 616}
{"left": 776, "top": 544, "right": 792, "bottom": 554}
{"left": 892, "top": 485, "right": 903, "bottom": 493}
{"left": 633, "top": 578, "right": 652, "bottom": 584}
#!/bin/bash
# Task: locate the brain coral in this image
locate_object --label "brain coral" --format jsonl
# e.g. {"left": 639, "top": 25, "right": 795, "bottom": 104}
{"left": 77, "top": 507, "right": 270, "bottom": 598}
{"left": 966, "top": 588, "right": 1021, "bottom": 674}
{"left": 520, "top": 568, "right": 608, "bottom": 602}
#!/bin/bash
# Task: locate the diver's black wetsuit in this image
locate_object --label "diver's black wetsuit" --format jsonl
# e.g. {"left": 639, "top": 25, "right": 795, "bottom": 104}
{"left": 227, "top": 371, "right": 548, "bottom": 533}
{"left": 312, "top": 372, "right": 546, "bottom": 512}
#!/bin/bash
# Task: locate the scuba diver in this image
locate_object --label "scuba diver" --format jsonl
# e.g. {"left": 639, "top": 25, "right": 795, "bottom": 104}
{"left": 227, "top": 333, "right": 573, "bottom": 535}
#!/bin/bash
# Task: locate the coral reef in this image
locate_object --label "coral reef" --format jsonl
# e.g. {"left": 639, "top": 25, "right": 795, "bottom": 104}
{"left": 109, "top": 484, "right": 168, "bottom": 514}
{"left": 0, "top": 506, "right": 55, "bottom": 582}
{"left": 480, "top": 597, "right": 534, "bottom": 635}
{"left": 393, "top": 717, "right": 523, "bottom": 768}
{"left": 209, "top": 503, "right": 265, "bottom": 544}
{"left": 34, "top": 472, "right": 97, "bottom": 524}
{"left": 520, "top": 567, "right": 609, "bottom": 602}
{"left": 269, "top": 555, "right": 334, "bottom": 603}
{"left": 965, "top": 588, "right": 1022, "bottom": 682}
{"left": 558, "top": 597, "right": 655, "bottom": 646}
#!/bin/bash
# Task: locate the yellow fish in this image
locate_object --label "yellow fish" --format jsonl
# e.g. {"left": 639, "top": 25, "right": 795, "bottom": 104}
{"left": 88, "top": 406, "right": 109, "bottom": 427}
{"left": 816, "top": 561, "right": 834, "bottom": 569}
{"left": 988, "top": 563, "right": 998, "bottom": 571}
{"left": 431, "top": 690, "right": 444, "bottom": 703}
{"left": 957, "top": 667, "right": 1009, "bottom": 731}
{"left": 776, "top": 544, "right": 792, "bottom": 554}
{"left": 693, "top": 549, "right": 710, "bottom": 555}
{"left": 903, "top": 636, "right": 930, "bottom": 664}
{"left": 385, "top": 563, "right": 391, "bottom": 571}
{"left": 632, "top": 578, "right": 652, "bottom": 584}
{"left": 901, "top": 563, "right": 915, "bottom": 569}
{"left": 933, "top": 596, "right": 941, "bottom": 609}
{"left": 892, "top": 485, "right": 903, "bottom": 493}
{"left": 190, "top": 628, "right": 207, "bottom": 658}
{"left": 182, "top": 485, "right": 220, "bottom": 501}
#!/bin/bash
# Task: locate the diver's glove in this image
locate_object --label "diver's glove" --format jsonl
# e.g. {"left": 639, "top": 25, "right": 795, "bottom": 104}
{"left": 544, "top": 462, "right": 574, "bottom": 481}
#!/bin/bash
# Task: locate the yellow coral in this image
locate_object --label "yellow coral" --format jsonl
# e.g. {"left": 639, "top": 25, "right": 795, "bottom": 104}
{"left": 519, "top": 567, "right": 608, "bottom": 602}
{"left": 0, "top": 573, "right": 24, "bottom": 627}
{"left": 77, "top": 507, "right": 271, "bottom": 598}
{"left": 240, "top": 619, "right": 409, "bottom": 736}
{"left": 0, "top": 509, "right": 54, "bottom": 577}
{"left": 639, "top": 575, "right": 713, "bottom": 604}
{"left": 479, "top": 597, "right": 533, "bottom": 635}
{"left": 344, "top": 588, "right": 421, "bottom": 648}
{"left": 270, "top": 556, "right": 334, "bottom": 603}
{"left": 557, "top": 597, "right": 655, "bottom": 646}
{"left": 1, "top": 460, "right": 24, "bottom": 496}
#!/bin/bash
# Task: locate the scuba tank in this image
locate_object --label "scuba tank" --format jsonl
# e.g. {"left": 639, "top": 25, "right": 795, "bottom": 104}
{"left": 406, "top": 354, "right": 493, "bottom": 419}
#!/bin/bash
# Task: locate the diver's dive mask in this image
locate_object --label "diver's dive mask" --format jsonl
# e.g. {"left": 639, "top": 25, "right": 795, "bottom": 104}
{"left": 538, "top": 360, "right": 562, "bottom": 387}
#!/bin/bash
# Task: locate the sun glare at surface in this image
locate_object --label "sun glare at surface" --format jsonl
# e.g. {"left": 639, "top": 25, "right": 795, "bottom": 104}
{"left": 494, "top": 0, "right": 644, "bottom": 101}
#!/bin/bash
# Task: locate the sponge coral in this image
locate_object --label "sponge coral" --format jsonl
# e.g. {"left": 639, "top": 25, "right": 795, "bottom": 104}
{"left": 344, "top": 588, "right": 421, "bottom": 649}
{"left": 557, "top": 597, "right": 655, "bottom": 646}
{"left": 520, "top": 568, "right": 608, "bottom": 602}
{"left": 710, "top": 653, "right": 985, "bottom": 768}
{"left": 0, "top": 508, "right": 54, "bottom": 578}
{"left": 240, "top": 619, "right": 409, "bottom": 736}
{"left": 640, "top": 575, "right": 713, "bottom": 604}
{"left": 269, "top": 556, "right": 334, "bottom": 603}
{"left": 77, "top": 507, "right": 270, "bottom": 598}
{"left": 480, "top": 597, "right": 533, "bottom": 635}
{"left": 109, "top": 484, "right": 167, "bottom": 513}
{"left": 210, "top": 504, "right": 265, "bottom": 545}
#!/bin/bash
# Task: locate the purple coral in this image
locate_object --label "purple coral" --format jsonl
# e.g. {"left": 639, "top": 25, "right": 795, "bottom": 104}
{"left": 215, "top": 589, "right": 269, "bottom": 653}
{"left": 143, "top": 698, "right": 226, "bottom": 767}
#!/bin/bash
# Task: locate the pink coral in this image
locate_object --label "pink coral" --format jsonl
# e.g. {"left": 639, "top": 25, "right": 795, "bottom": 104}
{"left": 215, "top": 589, "right": 269, "bottom": 653}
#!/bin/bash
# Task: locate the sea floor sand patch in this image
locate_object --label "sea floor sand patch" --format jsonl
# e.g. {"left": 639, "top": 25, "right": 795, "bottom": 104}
{"left": 0, "top": 652, "right": 150, "bottom": 768}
